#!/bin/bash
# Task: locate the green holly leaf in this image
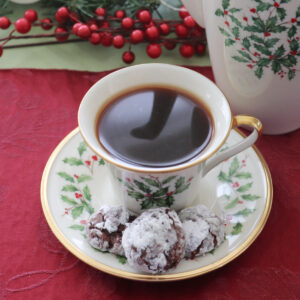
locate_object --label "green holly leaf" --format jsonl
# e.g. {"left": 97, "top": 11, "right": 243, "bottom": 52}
{"left": 249, "top": 35, "right": 264, "bottom": 44}
{"left": 272, "top": 25, "right": 287, "bottom": 33}
{"left": 77, "top": 174, "right": 92, "bottom": 183}
{"left": 242, "top": 194, "right": 260, "bottom": 201}
{"left": 229, "top": 15, "right": 242, "bottom": 28}
{"left": 157, "top": 196, "right": 172, "bottom": 207}
{"left": 175, "top": 183, "right": 190, "bottom": 194}
{"left": 232, "top": 27, "right": 240, "bottom": 38}
{"left": 62, "top": 185, "right": 79, "bottom": 192}
{"left": 266, "top": 16, "right": 277, "bottom": 29}
{"left": 134, "top": 180, "right": 151, "bottom": 193}
{"left": 218, "top": 26, "right": 231, "bottom": 37}
{"left": 253, "top": 17, "right": 265, "bottom": 31}
{"left": 290, "top": 39, "right": 299, "bottom": 52}
{"left": 235, "top": 172, "right": 252, "bottom": 179}
{"left": 215, "top": 8, "right": 224, "bottom": 16}
{"left": 257, "top": 2, "right": 272, "bottom": 11}
{"left": 116, "top": 255, "right": 127, "bottom": 264}
{"left": 225, "top": 38, "right": 235, "bottom": 46}
{"left": 296, "top": 6, "right": 300, "bottom": 18}
{"left": 237, "top": 182, "right": 253, "bottom": 192}
{"left": 288, "top": 69, "right": 296, "bottom": 80}
{"left": 69, "top": 224, "right": 85, "bottom": 231}
{"left": 288, "top": 26, "right": 297, "bottom": 39}
{"left": 245, "top": 25, "right": 263, "bottom": 33}
{"left": 162, "top": 176, "right": 177, "bottom": 185}
{"left": 255, "top": 67, "right": 264, "bottom": 79}
{"left": 57, "top": 172, "right": 74, "bottom": 183}
{"left": 254, "top": 43, "right": 272, "bottom": 56}
{"left": 271, "top": 60, "right": 282, "bottom": 73}
{"left": 83, "top": 185, "right": 91, "bottom": 201}
{"left": 280, "top": 57, "right": 294, "bottom": 67}
{"left": 141, "top": 198, "right": 154, "bottom": 209}
{"left": 238, "top": 50, "right": 252, "bottom": 61}
{"left": 231, "top": 222, "right": 243, "bottom": 235}
{"left": 234, "top": 208, "right": 255, "bottom": 217}
{"left": 229, "top": 157, "right": 239, "bottom": 176}
{"left": 81, "top": 200, "right": 94, "bottom": 214}
{"left": 142, "top": 177, "right": 160, "bottom": 188}
{"left": 242, "top": 37, "right": 251, "bottom": 50}
{"left": 265, "top": 38, "right": 279, "bottom": 48}
{"left": 232, "top": 56, "right": 249, "bottom": 63}
{"left": 128, "top": 191, "right": 145, "bottom": 199}
{"left": 153, "top": 187, "right": 168, "bottom": 197}
{"left": 222, "top": 0, "right": 230, "bottom": 10}
{"left": 281, "top": 0, "right": 292, "bottom": 3}
{"left": 63, "top": 157, "right": 83, "bottom": 166}
{"left": 61, "top": 195, "right": 77, "bottom": 205}
{"left": 229, "top": 8, "right": 241, "bottom": 13}
{"left": 77, "top": 142, "right": 87, "bottom": 156}
{"left": 98, "top": 159, "right": 105, "bottom": 165}
{"left": 257, "top": 58, "right": 270, "bottom": 67}
{"left": 287, "top": 55, "right": 297, "bottom": 65}
{"left": 225, "top": 197, "right": 239, "bottom": 209}
{"left": 72, "top": 206, "right": 84, "bottom": 219}
{"left": 274, "top": 45, "right": 285, "bottom": 58}
{"left": 175, "top": 177, "right": 185, "bottom": 189}
{"left": 166, "top": 196, "right": 175, "bottom": 207}
{"left": 276, "top": 7, "right": 286, "bottom": 21}
{"left": 124, "top": 181, "right": 134, "bottom": 191}
{"left": 218, "top": 171, "right": 232, "bottom": 183}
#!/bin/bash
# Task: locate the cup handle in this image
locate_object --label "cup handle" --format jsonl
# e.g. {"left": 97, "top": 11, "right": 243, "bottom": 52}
{"left": 202, "top": 115, "right": 263, "bottom": 177}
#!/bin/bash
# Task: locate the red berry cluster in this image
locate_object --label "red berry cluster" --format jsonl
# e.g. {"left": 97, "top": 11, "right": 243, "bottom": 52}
{"left": 0, "top": 6, "right": 206, "bottom": 63}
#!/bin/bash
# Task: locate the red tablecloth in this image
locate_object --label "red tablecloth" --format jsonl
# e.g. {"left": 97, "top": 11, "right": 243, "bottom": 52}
{"left": 0, "top": 67, "right": 299, "bottom": 300}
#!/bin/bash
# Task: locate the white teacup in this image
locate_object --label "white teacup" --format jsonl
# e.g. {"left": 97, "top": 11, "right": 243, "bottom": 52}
{"left": 78, "top": 63, "right": 262, "bottom": 213}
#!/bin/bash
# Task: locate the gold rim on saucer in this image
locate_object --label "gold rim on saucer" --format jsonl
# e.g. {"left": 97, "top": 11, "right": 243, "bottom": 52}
{"left": 40, "top": 127, "right": 272, "bottom": 282}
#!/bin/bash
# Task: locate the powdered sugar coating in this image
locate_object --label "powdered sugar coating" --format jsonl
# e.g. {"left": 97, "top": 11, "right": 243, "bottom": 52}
{"left": 122, "top": 208, "right": 185, "bottom": 274}
{"left": 179, "top": 204, "right": 225, "bottom": 258}
{"left": 86, "top": 205, "right": 134, "bottom": 255}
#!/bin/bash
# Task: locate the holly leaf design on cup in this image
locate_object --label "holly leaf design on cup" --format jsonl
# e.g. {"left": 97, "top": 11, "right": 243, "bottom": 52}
{"left": 120, "top": 175, "right": 193, "bottom": 210}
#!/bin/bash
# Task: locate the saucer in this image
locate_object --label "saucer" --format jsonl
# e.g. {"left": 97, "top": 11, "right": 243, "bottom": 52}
{"left": 41, "top": 128, "right": 272, "bottom": 281}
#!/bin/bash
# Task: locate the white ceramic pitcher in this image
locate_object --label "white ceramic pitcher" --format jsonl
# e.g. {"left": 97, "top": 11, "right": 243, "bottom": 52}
{"left": 182, "top": 0, "right": 300, "bottom": 134}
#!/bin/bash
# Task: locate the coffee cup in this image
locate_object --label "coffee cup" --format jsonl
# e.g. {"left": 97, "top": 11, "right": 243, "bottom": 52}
{"left": 78, "top": 63, "right": 262, "bottom": 213}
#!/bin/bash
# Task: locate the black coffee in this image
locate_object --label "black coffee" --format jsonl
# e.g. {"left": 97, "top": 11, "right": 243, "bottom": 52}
{"left": 97, "top": 86, "right": 213, "bottom": 167}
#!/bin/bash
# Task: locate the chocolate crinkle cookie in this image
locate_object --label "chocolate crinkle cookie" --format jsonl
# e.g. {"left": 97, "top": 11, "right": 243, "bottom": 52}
{"left": 86, "top": 205, "right": 135, "bottom": 256}
{"left": 122, "top": 207, "right": 186, "bottom": 274}
{"left": 179, "top": 204, "right": 225, "bottom": 259}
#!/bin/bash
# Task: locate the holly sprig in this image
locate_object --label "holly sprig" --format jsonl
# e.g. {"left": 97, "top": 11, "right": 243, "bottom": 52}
{"left": 216, "top": 0, "right": 300, "bottom": 80}
{"left": 119, "top": 175, "right": 193, "bottom": 210}
{"left": 58, "top": 141, "right": 105, "bottom": 220}
{"left": 0, "top": 4, "right": 206, "bottom": 62}
{"left": 39, "top": 0, "right": 161, "bottom": 19}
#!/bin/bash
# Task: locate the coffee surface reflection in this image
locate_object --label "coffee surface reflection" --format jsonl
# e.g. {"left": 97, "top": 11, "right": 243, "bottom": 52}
{"left": 97, "top": 87, "right": 213, "bottom": 167}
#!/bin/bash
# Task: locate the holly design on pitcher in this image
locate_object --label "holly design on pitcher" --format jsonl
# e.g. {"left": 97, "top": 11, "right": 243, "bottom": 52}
{"left": 218, "top": 155, "right": 260, "bottom": 236}
{"left": 119, "top": 175, "right": 193, "bottom": 210}
{"left": 216, "top": 0, "right": 300, "bottom": 80}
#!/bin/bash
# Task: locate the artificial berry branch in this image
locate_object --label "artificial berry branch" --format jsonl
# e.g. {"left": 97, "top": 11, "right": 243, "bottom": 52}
{"left": 0, "top": 5, "right": 206, "bottom": 63}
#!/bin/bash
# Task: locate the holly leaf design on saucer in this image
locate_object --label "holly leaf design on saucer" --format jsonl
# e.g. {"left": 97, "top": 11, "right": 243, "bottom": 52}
{"left": 217, "top": 155, "right": 261, "bottom": 235}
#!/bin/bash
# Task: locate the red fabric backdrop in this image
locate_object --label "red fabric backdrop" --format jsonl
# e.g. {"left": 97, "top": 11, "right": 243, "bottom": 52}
{"left": 0, "top": 67, "right": 299, "bottom": 300}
